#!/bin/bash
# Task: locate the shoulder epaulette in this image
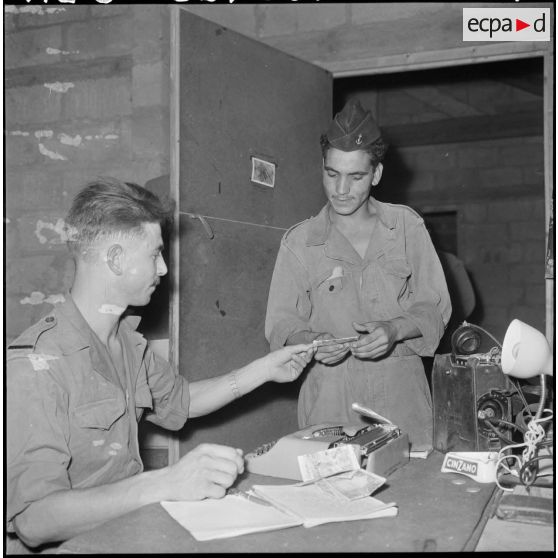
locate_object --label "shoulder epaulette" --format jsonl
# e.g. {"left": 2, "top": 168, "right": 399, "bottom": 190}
{"left": 383, "top": 202, "right": 424, "bottom": 222}
{"left": 7, "top": 314, "right": 58, "bottom": 352}
{"left": 283, "top": 217, "right": 315, "bottom": 242}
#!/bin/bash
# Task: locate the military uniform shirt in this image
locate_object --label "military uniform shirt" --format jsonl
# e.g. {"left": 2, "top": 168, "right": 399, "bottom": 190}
{"left": 265, "top": 198, "right": 452, "bottom": 450}
{"left": 6, "top": 295, "right": 190, "bottom": 530}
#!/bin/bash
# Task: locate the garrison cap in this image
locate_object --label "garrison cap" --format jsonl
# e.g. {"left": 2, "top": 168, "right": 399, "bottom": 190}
{"left": 326, "top": 98, "right": 382, "bottom": 151}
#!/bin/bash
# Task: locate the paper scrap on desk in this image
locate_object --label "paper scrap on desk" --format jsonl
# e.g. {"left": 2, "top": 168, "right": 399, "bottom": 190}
{"left": 410, "top": 449, "right": 433, "bottom": 459}
{"left": 298, "top": 444, "right": 360, "bottom": 482}
{"left": 322, "top": 469, "right": 386, "bottom": 501}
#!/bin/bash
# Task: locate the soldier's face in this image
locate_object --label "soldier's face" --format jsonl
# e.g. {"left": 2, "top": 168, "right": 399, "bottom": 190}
{"left": 120, "top": 222, "right": 167, "bottom": 306}
{"left": 322, "top": 148, "right": 378, "bottom": 216}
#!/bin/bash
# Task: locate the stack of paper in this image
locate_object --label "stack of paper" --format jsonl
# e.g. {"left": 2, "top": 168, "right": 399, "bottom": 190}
{"left": 161, "top": 482, "right": 397, "bottom": 541}
{"left": 161, "top": 494, "right": 300, "bottom": 541}
{"left": 252, "top": 483, "right": 397, "bottom": 528}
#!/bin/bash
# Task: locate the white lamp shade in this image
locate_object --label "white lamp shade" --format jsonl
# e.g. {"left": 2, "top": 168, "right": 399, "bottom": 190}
{"left": 501, "top": 319, "right": 553, "bottom": 378}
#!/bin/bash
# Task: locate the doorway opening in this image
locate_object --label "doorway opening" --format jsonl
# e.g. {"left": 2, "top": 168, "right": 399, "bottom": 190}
{"left": 332, "top": 56, "right": 546, "bottom": 342}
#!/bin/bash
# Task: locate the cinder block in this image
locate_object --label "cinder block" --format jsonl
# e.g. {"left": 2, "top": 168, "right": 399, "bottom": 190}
{"left": 4, "top": 25, "right": 63, "bottom": 69}
{"left": 259, "top": 5, "right": 298, "bottom": 37}
{"left": 5, "top": 134, "right": 42, "bottom": 167}
{"left": 90, "top": 5, "right": 131, "bottom": 19}
{"left": 522, "top": 166, "right": 545, "bottom": 186}
{"left": 63, "top": 76, "right": 132, "bottom": 121}
{"left": 479, "top": 167, "right": 523, "bottom": 188}
{"left": 5, "top": 84, "right": 63, "bottom": 126}
{"left": 130, "top": 108, "right": 169, "bottom": 160}
{"left": 524, "top": 283, "right": 546, "bottom": 304}
{"left": 490, "top": 199, "right": 540, "bottom": 222}
{"left": 505, "top": 242, "right": 525, "bottom": 264}
{"left": 66, "top": 16, "right": 133, "bottom": 60}
{"left": 462, "top": 204, "right": 489, "bottom": 224}
{"left": 4, "top": 12, "right": 17, "bottom": 33}
{"left": 509, "top": 222, "right": 545, "bottom": 242}
{"left": 4, "top": 213, "right": 22, "bottom": 255}
{"left": 524, "top": 241, "right": 545, "bottom": 264}
{"left": 4, "top": 172, "right": 27, "bottom": 213}
{"left": 7, "top": 169, "right": 65, "bottom": 211}
{"left": 499, "top": 143, "right": 544, "bottom": 167}
{"left": 16, "top": 211, "right": 67, "bottom": 253}
{"left": 412, "top": 147, "right": 457, "bottom": 171}
{"left": 470, "top": 264, "right": 509, "bottom": 288}
{"left": 411, "top": 171, "right": 435, "bottom": 192}
{"left": 132, "top": 61, "right": 168, "bottom": 108}
{"left": 533, "top": 200, "right": 546, "bottom": 222}
{"left": 130, "top": 4, "right": 171, "bottom": 63}
{"left": 296, "top": 4, "right": 346, "bottom": 32}
{"left": 458, "top": 145, "right": 499, "bottom": 169}
{"left": 464, "top": 223, "right": 508, "bottom": 245}
{"left": 351, "top": 3, "right": 437, "bottom": 24}
{"left": 6, "top": 255, "right": 56, "bottom": 294}
{"left": 183, "top": 5, "right": 258, "bottom": 40}
{"left": 40, "top": 121, "right": 133, "bottom": 167}
{"left": 434, "top": 168, "right": 480, "bottom": 191}
{"left": 16, "top": 5, "right": 89, "bottom": 28}
{"left": 508, "top": 263, "right": 546, "bottom": 285}
{"left": 492, "top": 285, "right": 525, "bottom": 306}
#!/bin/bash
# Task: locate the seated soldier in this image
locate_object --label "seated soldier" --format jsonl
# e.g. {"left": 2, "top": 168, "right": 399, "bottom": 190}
{"left": 6, "top": 178, "right": 314, "bottom": 550}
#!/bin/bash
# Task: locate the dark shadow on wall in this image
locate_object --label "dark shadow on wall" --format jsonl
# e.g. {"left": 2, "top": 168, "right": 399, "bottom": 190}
{"left": 372, "top": 146, "right": 414, "bottom": 205}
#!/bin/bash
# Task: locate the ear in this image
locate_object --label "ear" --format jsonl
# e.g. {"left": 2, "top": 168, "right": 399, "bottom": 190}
{"left": 371, "top": 163, "right": 383, "bottom": 186}
{"left": 106, "top": 244, "right": 124, "bottom": 276}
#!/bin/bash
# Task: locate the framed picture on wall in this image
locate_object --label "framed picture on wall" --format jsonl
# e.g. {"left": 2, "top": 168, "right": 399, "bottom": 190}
{"left": 250, "top": 155, "right": 276, "bottom": 188}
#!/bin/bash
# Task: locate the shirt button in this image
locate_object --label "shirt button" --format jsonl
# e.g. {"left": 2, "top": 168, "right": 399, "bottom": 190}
{"left": 45, "top": 316, "right": 54, "bottom": 323}
{"left": 329, "top": 285, "right": 334, "bottom": 291}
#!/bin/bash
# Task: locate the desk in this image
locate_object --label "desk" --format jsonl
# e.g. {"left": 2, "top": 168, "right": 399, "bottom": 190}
{"left": 57, "top": 451, "right": 497, "bottom": 554}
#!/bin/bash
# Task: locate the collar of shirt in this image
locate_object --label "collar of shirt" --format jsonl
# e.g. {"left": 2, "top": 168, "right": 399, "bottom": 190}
{"left": 305, "top": 197, "right": 395, "bottom": 247}
{"left": 52, "top": 293, "right": 147, "bottom": 357}
{"left": 53, "top": 293, "right": 148, "bottom": 387}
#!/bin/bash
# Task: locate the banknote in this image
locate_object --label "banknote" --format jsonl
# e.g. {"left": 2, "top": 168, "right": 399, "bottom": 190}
{"left": 297, "top": 444, "right": 361, "bottom": 482}
{"left": 312, "top": 336, "right": 358, "bottom": 347}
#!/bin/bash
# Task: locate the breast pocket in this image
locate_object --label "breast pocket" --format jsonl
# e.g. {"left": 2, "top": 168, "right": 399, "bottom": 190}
{"left": 380, "top": 257, "right": 412, "bottom": 299}
{"left": 74, "top": 395, "right": 126, "bottom": 430}
{"left": 313, "top": 266, "right": 347, "bottom": 298}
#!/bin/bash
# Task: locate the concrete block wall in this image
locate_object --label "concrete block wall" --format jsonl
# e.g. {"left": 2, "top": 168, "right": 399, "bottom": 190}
{"left": 4, "top": 4, "right": 171, "bottom": 343}
{"left": 380, "top": 136, "right": 546, "bottom": 342}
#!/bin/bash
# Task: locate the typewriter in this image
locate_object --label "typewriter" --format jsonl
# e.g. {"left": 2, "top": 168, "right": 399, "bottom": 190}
{"left": 245, "top": 420, "right": 409, "bottom": 480}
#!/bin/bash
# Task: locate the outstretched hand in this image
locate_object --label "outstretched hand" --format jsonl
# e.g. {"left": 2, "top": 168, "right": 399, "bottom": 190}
{"left": 264, "top": 344, "right": 316, "bottom": 383}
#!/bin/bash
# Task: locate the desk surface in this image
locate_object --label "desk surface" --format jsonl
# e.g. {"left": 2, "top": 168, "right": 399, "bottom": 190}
{"left": 58, "top": 451, "right": 496, "bottom": 554}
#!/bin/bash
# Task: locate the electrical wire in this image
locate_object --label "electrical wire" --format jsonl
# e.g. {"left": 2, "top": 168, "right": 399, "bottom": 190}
{"left": 482, "top": 419, "right": 514, "bottom": 445}
{"left": 494, "top": 408, "right": 553, "bottom": 491}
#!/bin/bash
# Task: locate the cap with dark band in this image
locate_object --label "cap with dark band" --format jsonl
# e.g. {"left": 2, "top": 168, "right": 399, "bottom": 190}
{"left": 326, "top": 98, "right": 382, "bottom": 152}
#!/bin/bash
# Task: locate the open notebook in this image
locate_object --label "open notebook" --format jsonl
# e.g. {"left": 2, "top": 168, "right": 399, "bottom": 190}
{"left": 161, "top": 482, "right": 397, "bottom": 541}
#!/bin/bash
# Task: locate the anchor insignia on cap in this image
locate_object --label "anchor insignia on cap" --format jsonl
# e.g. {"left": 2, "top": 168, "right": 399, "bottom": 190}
{"left": 356, "top": 134, "right": 363, "bottom": 145}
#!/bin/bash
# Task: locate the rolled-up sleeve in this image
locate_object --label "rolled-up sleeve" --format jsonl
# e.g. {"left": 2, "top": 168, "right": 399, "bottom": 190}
{"left": 265, "top": 241, "right": 314, "bottom": 351}
{"left": 399, "top": 219, "right": 452, "bottom": 356}
{"left": 7, "top": 357, "right": 71, "bottom": 529}
{"left": 144, "top": 348, "right": 190, "bottom": 431}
